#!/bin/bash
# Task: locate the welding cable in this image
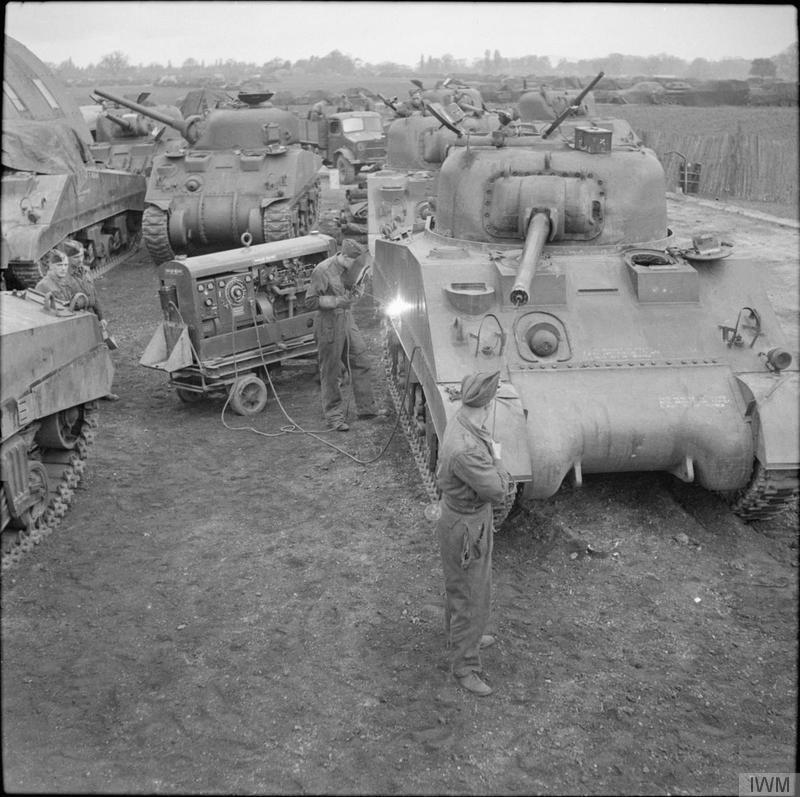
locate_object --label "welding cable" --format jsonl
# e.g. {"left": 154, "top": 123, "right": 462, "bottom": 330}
{"left": 220, "top": 298, "right": 415, "bottom": 466}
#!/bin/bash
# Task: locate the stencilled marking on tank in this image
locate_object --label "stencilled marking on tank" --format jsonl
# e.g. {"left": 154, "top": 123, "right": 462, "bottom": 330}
{"left": 583, "top": 348, "right": 660, "bottom": 360}
{"left": 658, "top": 395, "right": 731, "bottom": 409}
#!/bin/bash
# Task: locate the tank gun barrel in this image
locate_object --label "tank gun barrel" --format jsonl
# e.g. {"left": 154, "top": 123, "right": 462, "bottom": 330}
{"left": 457, "top": 101, "right": 483, "bottom": 114}
{"left": 541, "top": 71, "right": 604, "bottom": 140}
{"left": 510, "top": 211, "right": 550, "bottom": 306}
{"left": 378, "top": 93, "right": 399, "bottom": 112}
{"left": 94, "top": 88, "right": 199, "bottom": 144}
{"left": 105, "top": 112, "right": 134, "bottom": 132}
{"left": 104, "top": 111, "right": 150, "bottom": 136}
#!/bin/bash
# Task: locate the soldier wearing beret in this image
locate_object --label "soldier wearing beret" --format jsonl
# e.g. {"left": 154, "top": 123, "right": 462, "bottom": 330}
{"left": 306, "top": 239, "right": 387, "bottom": 431}
{"left": 435, "top": 370, "right": 511, "bottom": 695}
{"left": 34, "top": 244, "right": 120, "bottom": 401}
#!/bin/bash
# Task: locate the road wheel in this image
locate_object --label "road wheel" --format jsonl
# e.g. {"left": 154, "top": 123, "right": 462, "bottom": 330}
{"left": 229, "top": 375, "right": 268, "bottom": 416}
{"left": 24, "top": 462, "right": 50, "bottom": 527}
{"left": 36, "top": 407, "right": 84, "bottom": 449}
{"left": 337, "top": 154, "right": 356, "bottom": 185}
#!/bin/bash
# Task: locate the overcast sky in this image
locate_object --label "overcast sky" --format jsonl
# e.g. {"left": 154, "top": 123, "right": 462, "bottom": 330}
{"left": 5, "top": 2, "right": 797, "bottom": 68}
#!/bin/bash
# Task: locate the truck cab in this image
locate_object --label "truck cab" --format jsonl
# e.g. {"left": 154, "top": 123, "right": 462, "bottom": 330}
{"left": 299, "top": 110, "right": 386, "bottom": 184}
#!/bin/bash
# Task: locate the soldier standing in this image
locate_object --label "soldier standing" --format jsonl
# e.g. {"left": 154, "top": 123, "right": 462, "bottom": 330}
{"left": 305, "top": 239, "right": 387, "bottom": 431}
{"left": 435, "top": 370, "right": 511, "bottom": 695}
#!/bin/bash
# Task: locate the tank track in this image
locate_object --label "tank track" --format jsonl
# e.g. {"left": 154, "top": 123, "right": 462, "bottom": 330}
{"left": 262, "top": 181, "right": 321, "bottom": 243}
{"left": 1, "top": 402, "right": 100, "bottom": 572}
{"left": 381, "top": 326, "right": 517, "bottom": 528}
{"left": 728, "top": 462, "right": 799, "bottom": 521}
{"left": 262, "top": 202, "right": 299, "bottom": 242}
{"left": 142, "top": 205, "right": 176, "bottom": 266}
{"left": 90, "top": 230, "right": 142, "bottom": 279}
{"left": 6, "top": 235, "right": 141, "bottom": 289}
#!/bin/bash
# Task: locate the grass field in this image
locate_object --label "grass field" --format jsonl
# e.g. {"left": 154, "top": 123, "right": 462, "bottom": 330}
{"left": 595, "top": 103, "right": 798, "bottom": 143}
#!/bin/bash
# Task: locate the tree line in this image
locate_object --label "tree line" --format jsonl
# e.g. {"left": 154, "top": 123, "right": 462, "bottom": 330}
{"left": 50, "top": 43, "right": 797, "bottom": 83}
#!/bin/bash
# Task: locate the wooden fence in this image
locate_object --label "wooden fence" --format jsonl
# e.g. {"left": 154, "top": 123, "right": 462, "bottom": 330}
{"left": 637, "top": 128, "right": 798, "bottom": 206}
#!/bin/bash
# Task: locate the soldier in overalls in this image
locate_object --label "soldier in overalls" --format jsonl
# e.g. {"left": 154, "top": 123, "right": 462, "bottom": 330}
{"left": 305, "top": 239, "right": 387, "bottom": 431}
{"left": 435, "top": 370, "right": 511, "bottom": 695}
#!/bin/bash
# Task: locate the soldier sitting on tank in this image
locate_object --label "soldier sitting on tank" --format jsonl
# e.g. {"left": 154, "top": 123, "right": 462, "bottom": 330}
{"left": 392, "top": 88, "right": 426, "bottom": 118}
{"left": 34, "top": 246, "right": 120, "bottom": 401}
{"left": 357, "top": 91, "right": 375, "bottom": 112}
{"left": 453, "top": 89, "right": 484, "bottom": 118}
{"left": 35, "top": 249, "right": 89, "bottom": 309}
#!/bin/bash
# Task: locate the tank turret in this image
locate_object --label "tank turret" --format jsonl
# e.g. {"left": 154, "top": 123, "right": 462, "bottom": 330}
{"left": 94, "top": 86, "right": 321, "bottom": 265}
{"left": 93, "top": 89, "right": 202, "bottom": 144}
{"left": 371, "top": 72, "right": 799, "bottom": 525}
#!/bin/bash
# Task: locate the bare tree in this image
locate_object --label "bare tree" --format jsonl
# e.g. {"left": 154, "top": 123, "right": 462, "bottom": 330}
{"left": 98, "top": 51, "right": 130, "bottom": 75}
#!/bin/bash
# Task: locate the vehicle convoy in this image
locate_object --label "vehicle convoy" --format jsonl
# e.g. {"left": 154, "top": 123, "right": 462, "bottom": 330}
{"left": 89, "top": 91, "right": 186, "bottom": 176}
{"left": 371, "top": 74, "right": 799, "bottom": 524}
{"left": 93, "top": 88, "right": 323, "bottom": 267}
{"left": 1, "top": 288, "right": 114, "bottom": 569}
{"left": 298, "top": 110, "right": 386, "bottom": 185}
{"left": 139, "top": 233, "right": 337, "bottom": 414}
{"left": 2, "top": 36, "right": 146, "bottom": 289}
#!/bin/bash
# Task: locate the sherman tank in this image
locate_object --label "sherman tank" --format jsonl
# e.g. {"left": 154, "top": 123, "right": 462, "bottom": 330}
{"left": 89, "top": 91, "right": 185, "bottom": 176}
{"left": 94, "top": 88, "right": 323, "bottom": 267}
{"left": 1, "top": 288, "right": 114, "bottom": 569}
{"left": 2, "top": 36, "right": 146, "bottom": 289}
{"left": 371, "top": 75, "right": 799, "bottom": 524}
{"left": 365, "top": 96, "right": 504, "bottom": 253}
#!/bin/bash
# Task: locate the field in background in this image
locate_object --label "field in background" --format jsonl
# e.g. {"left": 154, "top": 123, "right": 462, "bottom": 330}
{"left": 72, "top": 85, "right": 798, "bottom": 217}
{"left": 598, "top": 104, "right": 798, "bottom": 215}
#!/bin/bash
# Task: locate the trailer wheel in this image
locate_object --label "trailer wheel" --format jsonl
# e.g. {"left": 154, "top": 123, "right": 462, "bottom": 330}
{"left": 229, "top": 375, "right": 268, "bottom": 416}
{"left": 176, "top": 388, "right": 203, "bottom": 404}
{"left": 337, "top": 154, "right": 356, "bottom": 185}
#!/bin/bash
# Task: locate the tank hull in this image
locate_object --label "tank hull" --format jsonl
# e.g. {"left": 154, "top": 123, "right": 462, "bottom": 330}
{"left": 374, "top": 229, "right": 799, "bottom": 502}
{"left": 1, "top": 291, "right": 113, "bottom": 563}
{"left": 2, "top": 169, "right": 144, "bottom": 277}
{"left": 143, "top": 147, "right": 322, "bottom": 263}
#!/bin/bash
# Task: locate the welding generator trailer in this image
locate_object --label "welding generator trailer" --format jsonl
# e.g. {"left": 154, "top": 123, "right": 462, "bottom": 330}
{"left": 140, "top": 233, "right": 336, "bottom": 414}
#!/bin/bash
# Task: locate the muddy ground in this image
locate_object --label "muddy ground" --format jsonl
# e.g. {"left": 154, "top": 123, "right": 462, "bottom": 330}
{"left": 2, "top": 190, "right": 797, "bottom": 795}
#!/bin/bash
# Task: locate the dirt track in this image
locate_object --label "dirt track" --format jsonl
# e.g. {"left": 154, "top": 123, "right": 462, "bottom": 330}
{"left": 1, "top": 194, "right": 797, "bottom": 795}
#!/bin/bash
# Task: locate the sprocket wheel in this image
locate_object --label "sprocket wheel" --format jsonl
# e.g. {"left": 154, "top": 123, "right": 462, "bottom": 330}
{"left": 727, "top": 461, "right": 799, "bottom": 521}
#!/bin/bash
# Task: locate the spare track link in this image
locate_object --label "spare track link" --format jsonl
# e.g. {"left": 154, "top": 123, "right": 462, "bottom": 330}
{"left": 729, "top": 463, "right": 799, "bottom": 521}
{"left": 2, "top": 402, "right": 100, "bottom": 572}
{"left": 262, "top": 181, "right": 321, "bottom": 243}
{"left": 381, "top": 326, "right": 517, "bottom": 529}
{"left": 262, "top": 202, "right": 298, "bottom": 243}
{"left": 142, "top": 205, "right": 176, "bottom": 266}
